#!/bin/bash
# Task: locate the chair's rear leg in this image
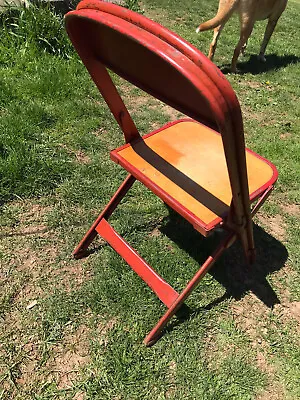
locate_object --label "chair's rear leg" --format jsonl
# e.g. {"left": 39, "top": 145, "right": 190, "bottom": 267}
{"left": 73, "top": 174, "right": 136, "bottom": 259}
{"left": 144, "top": 232, "right": 236, "bottom": 346}
{"left": 251, "top": 186, "right": 273, "bottom": 217}
{"left": 239, "top": 186, "right": 274, "bottom": 264}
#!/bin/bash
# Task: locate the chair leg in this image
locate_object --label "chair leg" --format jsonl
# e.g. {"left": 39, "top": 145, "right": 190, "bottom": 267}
{"left": 251, "top": 186, "right": 273, "bottom": 217}
{"left": 143, "top": 232, "right": 236, "bottom": 346}
{"left": 73, "top": 174, "right": 136, "bottom": 259}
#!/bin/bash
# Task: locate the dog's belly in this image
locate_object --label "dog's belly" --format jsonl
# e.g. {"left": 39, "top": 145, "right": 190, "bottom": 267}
{"left": 253, "top": 0, "right": 281, "bottom": 20}
{"left": 254, "top": 8, "right": 273, "bottom": 20}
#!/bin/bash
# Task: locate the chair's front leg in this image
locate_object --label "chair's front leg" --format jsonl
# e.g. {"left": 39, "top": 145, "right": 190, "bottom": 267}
{"left": 144, "top": 232, "right": 236, "bottom": 346}
{"left": 73, "top": 174, "right": 136, "bottom": 259}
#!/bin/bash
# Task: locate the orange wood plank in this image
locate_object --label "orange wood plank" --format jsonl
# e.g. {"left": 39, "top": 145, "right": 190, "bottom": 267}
{"left": 112, "top": 121, "right": 275, "bottom": 229}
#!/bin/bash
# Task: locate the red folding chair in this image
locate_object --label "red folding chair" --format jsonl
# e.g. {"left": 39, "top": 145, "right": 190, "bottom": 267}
{"left": 65, "top": 0, "right": 278, "bottom": 345}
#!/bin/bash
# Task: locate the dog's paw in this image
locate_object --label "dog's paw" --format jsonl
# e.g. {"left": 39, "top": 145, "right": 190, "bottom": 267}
{"left": 257, "top": 54, "right": 266, "bottom": 62}
{"left": 195, "top": 27, "right": 200, "bottom": 33}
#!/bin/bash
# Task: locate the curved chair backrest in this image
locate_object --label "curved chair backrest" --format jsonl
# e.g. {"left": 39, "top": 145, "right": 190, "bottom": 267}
{"left": 65, "top": 0, "right": 255, "bottom": 260}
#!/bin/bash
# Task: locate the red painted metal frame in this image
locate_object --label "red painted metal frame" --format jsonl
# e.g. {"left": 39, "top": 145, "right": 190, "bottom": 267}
{"left": 72, "top": 179, "right": 273, "bottom": 345}
{"left": 143, "top": 186, "right": 274, "bottom": 345}
{"left": 66, "top": 0, "right": 256, "bottom": 261}
{"left": 144, "top": 231, "right": 237, "bottom": 345}
{"left": 96, "top": 219, "right": 179, "bottom": 308}
{"left": 65, "top": 0, "right": 279, "bottom": 345}
{"left": 73, "top": 174, "right": 136, "bottom": 258}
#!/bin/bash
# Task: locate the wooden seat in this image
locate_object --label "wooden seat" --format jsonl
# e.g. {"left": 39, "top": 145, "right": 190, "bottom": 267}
{"left": 112, "top": 119, "right": 277, "bottom": 236}
{"left": 65, "top": 0, "right": 278, "bottom": 346}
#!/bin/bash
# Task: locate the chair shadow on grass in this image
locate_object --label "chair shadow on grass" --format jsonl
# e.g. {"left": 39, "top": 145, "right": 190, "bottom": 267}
{"left": 159, "top": 208, "right": 288, "bottom": 333}
{"left": 220, "top": 53, "right": 300, "bottom": 75}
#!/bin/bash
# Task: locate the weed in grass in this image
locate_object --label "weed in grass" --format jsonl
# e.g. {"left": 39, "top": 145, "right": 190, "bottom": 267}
{"left": 0, "top": 4, "right": 73, "bottom": 59}
{"left": 124, "top": 0, "right": 143, "bottom": 13}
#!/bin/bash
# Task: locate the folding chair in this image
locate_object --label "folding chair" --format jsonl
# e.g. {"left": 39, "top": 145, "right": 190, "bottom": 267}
{"left": 65, "top": 0, "right": 278, "bottom": 345}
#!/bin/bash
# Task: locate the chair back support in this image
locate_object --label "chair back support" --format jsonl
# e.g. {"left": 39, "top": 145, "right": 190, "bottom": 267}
{"left": 65, "top": 0, "right": 255, "bottom": 260}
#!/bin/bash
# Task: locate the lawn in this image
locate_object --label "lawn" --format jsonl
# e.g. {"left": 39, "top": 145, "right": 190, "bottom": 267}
{"left": 0, "top": 0, "right": 299, "bottom": 399}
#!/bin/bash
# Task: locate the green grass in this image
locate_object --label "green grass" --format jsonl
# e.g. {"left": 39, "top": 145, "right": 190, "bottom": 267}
{"left": 0, "top": 1, "right": 300, "bottom": 399}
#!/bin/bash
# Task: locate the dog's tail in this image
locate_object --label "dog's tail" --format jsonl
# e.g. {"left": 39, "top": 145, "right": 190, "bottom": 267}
{"left": 196, "top": 0, "right": 238, "bottom": 33}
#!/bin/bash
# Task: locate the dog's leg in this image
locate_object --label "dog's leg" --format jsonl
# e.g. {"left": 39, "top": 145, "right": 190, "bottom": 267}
{"left": 241, "top": 40, "right": 248, "bottom": 56}
{"left": 231, "top": 19, "right": 254, "bottom": 73}
{"left": 258, "top": 18, "right": 279, "bottom": 62}
{"left": 208, "top": 24, "right": 224, "bottom": 60}
{"left": 258, "top": 0, "right": 288, "bottom": 62}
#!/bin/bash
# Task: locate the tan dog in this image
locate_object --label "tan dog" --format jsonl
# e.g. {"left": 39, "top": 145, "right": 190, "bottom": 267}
{"left": 196, "top": 0, "right": 288, "bottom": 72}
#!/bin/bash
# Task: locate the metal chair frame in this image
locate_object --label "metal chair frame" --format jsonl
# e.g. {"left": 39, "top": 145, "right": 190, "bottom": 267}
{"left": 65, "top": 0, "right": 278, "bottom": 345}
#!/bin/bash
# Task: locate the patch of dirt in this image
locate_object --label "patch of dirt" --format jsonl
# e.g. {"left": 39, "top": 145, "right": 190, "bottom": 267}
{"left": 242, "top": 81, "right": 262, "bottom": 90}
{"left": 103, "top": 0, "right": 124, "bottom": 4}
{"left": 73, "top": 392, "right": 86, "bottom": 400}
{"left": 1, "top": 309, "right": 25, "bottom": 337}
{"left": 159, "top": 103, "right": 184, "bottom": 121}
{"left": 7, "top": 250, "right": 90, "bottom": 311}
{"left": 15, "top": 342, "right": 41, "bottom": 387}
{"left": 47, "top": 325, "right": 91, "bottom": 389}
{"left": 2, "top": 203, "right": 90, "bottom": 301}
{"left": 165, "top": 360, "right": 177, "bottom": 399}
{"left": 256, "top": 383, "right": 286, "bottom": 400}
{"left": 1, "top": 224, "right": 48, "bottom": 238}
{"left": 256, "top": 351, "right": 275, "bottom": 375}
{"left": 1, "top": 203, "right": 52, "bottom": 239}
{"left": 242, "top": 106, "right": 265, "bottom": 124}
{"left": 273, "top": 302, "right": 300, "bottom": 329}
{"left": 149, "top": 227, "right": 161, "bottom": 237}
{"left": 230, "top": 292, "right": 300, "bottom": 396}
{"left": 271, "top": 264, "right": 297, "bottom": 302}
{"left": 130, "top": 94, "right": 151, "bottom": 111}
{"left": 280, "top": 203, "right": 300, "bottom": 217}
{"left": 166, "top": 244, "right": 175, "bottom": 253}
{"left": 280, "top": 132, "right": 292, "bottom": 140}
{"left": 75, "top": 150, "right": 91, "bottom": 164}
{"left": 2, "top": 315, "right": 117, "bottom": 396}
{"left": 15, "top": 246, "right": 56, "bottom": 276}
{"left": 54, "top": 261, "right": 93, "bottom": 293}
{"left": 231, "top": 296, "right": 288, "bottom": 400}
{"left": 0, "top": 200, "right": 106, "bottom": 398}
{"left": 255, "top": 354, "right": 286, "bottom": 400}
{"left": 14, "top": 283, "right": 43, "bottom": 306}
{"left": 59, "top": 144, "right": 91, "bottom": 165}
{"left": 19, "top": 203, "right": 52, "bottom": 220}
{"left": 92, "top": 126, "right": 107, "bottom": 138}
{"left": 273, "top": 262, "right": 295, "bottom": 282}
{"left": 204, "top": 328, "right": 236, "bottom": 371}
{"left": 9, "top": 245, "right": 60, "bottom": 305}
{"left": 4, "top": 325, "right": 91, "bottom": 392}
{"left": 257, "top": 214, "right": 287, "bottom": 242}
{"left": 123, "top": 87, "right": 184, "bottom": 124}
{"left": 96, "top": 317, "right": 117, "bottom": 347}
{"left": 231, "top": 294, "right": 270, "bottom": 348}
{"left": 288, "top": 301, "right": 300, "bottom": 323}
{"left": 168, "top": 359, "right": 176, "bottom": 382}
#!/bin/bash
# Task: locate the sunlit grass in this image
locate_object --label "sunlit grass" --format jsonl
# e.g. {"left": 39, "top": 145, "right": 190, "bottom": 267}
{"left": 0, "top": 1, "right": 299, "bottom": 399}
